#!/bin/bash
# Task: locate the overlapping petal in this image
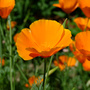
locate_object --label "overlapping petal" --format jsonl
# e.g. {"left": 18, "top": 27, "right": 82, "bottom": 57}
{"left": 16, "top": 28, "right": 40, "bottom": 60}
{"left": 69, "top": 41, "right": 86, "bottom": 63}
{"left": 83, "top": 59, "right": 90, "bottom": 71}
{"left": 16, "top": 19, "right": 72, "bottom": 60}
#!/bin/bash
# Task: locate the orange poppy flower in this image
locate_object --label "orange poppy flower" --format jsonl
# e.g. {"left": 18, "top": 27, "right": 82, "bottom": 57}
{"left": 69, "top": 41, "right": 86, "bottom": 63}
{"left": 54, "top": 55, "right": 76, "bottom": 70}
{"left": 25, "top": 76, "right": 43, "bottom": 88}
{"left": 53, "top": 0, "right": 79, "bottom": 14}
{"left": 74, "top": 17, "right": 90, "bottom": 31}
{"left": 78, "top": 0, "right": 90, "bottom": 17}
{"left": 0, "top": 0, "right": 15, "bottom": 18}
{"left": 75, "top": 31, "right": 90, "bottom": 61}
{"left": 67, "top": 57, "right": 76, "bottom": 67}
{"left": 13, "top": 33, "right": 19, "bottom": 43}
{"left": 54, "top": 60, "right": 65, "bottom": 71}
{"left": 69, "top": 41, "right": 76, "bottom": 52}
{"left": 16, "top": 19, "right": 72, "bottom": 60}
{"left": 83, "top": 59, "right": 90, "bottom": 71}
{"left": 0, "top": 58, "right": 5, "bottom": 66}
{"left": 7, "top": 21, "right": 17, "bottom": 30}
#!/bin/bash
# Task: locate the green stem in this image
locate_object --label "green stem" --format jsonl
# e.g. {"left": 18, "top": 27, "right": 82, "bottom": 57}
{"left": 16, "top": 64, "right": 28, "bottom": 83}
{"left": 0, "top": 21, "right": 9, "bottom": 51}
{"left": 16, "top": 64, "right": 31, "bottom": 89}
{"left": 43, "top": 58, "right": 46, "bottom": 90}
{"left": 48, "top": 66, "right": 58, "bottom": 76}
{"left": 44, "top": 55, "right": 54, "bottom": 90}
{"left": 0, "top": 22, "right": 2, "bottom": 70}
{"left": 13, "top": 55, "right": 18, "bottom": 90}
{"left": 14, "top": 55, "right": 30, "bottom": 89}
{"left": 0, "top": 22, "right": 5, "bottom": 41}
{"left": 8, "top": 15, "right": 13, "bottom": 90}
{"left": 13, "top": 66, "right": 15, "bottom": 90}
{"left": 56, "top": 53, "right": 58, "bottom": 60}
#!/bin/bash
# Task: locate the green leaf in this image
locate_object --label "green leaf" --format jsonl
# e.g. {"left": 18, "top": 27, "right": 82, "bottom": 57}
{"left": 62, "top": 18, "right": 67, "bottom": 28}
{"left": 39, "top": 83, "right": 43, "bottom": 90}
{"left": 31, "top": 84, "right": 38, "bottom": 90}
{"left": 53, "top": 11, "right": 66, "bottom": 18}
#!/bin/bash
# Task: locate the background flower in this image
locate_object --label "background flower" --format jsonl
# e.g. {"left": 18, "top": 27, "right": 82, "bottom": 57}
{"left": 0, "top": 0, "right": 15, "bottom": 18}
{"left": 0, "top": 58, "right": 5, "bottom": 66}
{"left": 7, "top": 21, "right": 17, "bottom": 30}
{"left": 53, "top": 0, "right": 78, "bottom": 14}
{"left": 69, "top": 41, "right": 86, "bottom": 63}
{"left": 75, "top": 31, "right": 90, "bottom": 60}
{"left": 83, "top": 59, "right": 90, "bottom": 71}
{"left": 54, "top": 55, "right": 76, "bottom": 70}
{"left": 13, "top": 33, "right": 19, "bottom": 43}
{"left": 25, "top": 76, "right": 43, "bottom": 88}
{"left": 78, "top": 0, "right": 90, "bottom": 17}
{"left": 74, "top": 17, "right": 90, "bottom": 31}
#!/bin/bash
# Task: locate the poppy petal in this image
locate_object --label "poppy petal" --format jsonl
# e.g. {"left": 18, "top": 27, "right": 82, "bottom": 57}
{"left": 16, "top": 28, "right": 40, "bottom": 60}
{"left": 30, "top": 20, "right": 64, "bottom": 51}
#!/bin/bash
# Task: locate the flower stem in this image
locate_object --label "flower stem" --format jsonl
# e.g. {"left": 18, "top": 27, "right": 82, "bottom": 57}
{"left": 43, "top": 58, "right": 46, "bottom": 90}
{"left": 8, "top": 15, "right": 13, "bottom": 90}
{"left": 0, "top": 21, "right": 2, "bottom": 70}
{"left": 16, "top": 64, "right": 28, "bottom": 83}
{"left": 14, "top": 55, "right": 30, "bottom": 89}
{"left": 44, "top": 55, "right": 54, "bottom": 90}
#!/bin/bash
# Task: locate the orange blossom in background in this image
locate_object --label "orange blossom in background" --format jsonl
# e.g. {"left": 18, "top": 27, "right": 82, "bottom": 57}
{"left": 70, "top": 40, "right": 90, "bottom": 71}
{"left": 53, "top": 0, "right": 78, "bottom": 14}
{"left": 0, "top": 58, "right": 5, "bottom": 66}
{"left": 25, "top": 76, "right": 43, "bottom": 88}
{"left": 78, "top": 0, "right": 90, "bottom": 17}
{"left": 0, "top": 0, "right": 15, "bottom": 18}
{"left": 75, "top": 31, "right": 90, "bottom": 61}
{"left": 69, "top": 41, "right": 86, "bottom": 63}
{"left": 74, "top": 17, "right": 90, "bottom": 31}
{"left": 7, "top": 21, "right": 17, "bottom": 30}
{"left": 54, "top": 55, "right": 76, "bottom": 71}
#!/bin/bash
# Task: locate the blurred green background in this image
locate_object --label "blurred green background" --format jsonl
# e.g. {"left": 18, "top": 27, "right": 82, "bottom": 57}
{"left": 0, "top": 0, "right": 90, "bottom": 90}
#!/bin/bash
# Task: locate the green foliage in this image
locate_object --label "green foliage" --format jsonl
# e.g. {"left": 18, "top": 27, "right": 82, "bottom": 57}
{"left": 0, "top": 0, "right": 90, "bottom": 90}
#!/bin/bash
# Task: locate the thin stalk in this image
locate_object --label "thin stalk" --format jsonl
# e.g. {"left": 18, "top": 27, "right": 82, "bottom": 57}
{"left": 44, "top": 55, "right": 54, "bottom": 90}
{"left": 8, "top": 15, "right": 13, "bottom": 90}
{"left": 13, "top": 55, "right": 18, "bottom": 90}
{"left": 14, "top": 55, "right": 30, "bottom": 89}
{"left": 0, "top": 22, "right": 9, "bottom": 51}
{"left": 0, "top": 22, "right": 5, "bottom": 41}
{"left": 16, "top": 64, "right": 28, "bottom": 82}
{"left": 16, "top": 64, "right": 31, "bottom": 89}
{"left": 43, "top": 58, "right": 46, "bottom": 90}
{"left": 56, "top": 53, "right": 58, "bottom": 60}
{"left": 0, "top": 22, "right": 2, "bottom": 69}
{"left": 13, "top": 66, "right": 15, "bottom": 90}
{"left": 33, "top": 59, "right": 37, "bottom": 75}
